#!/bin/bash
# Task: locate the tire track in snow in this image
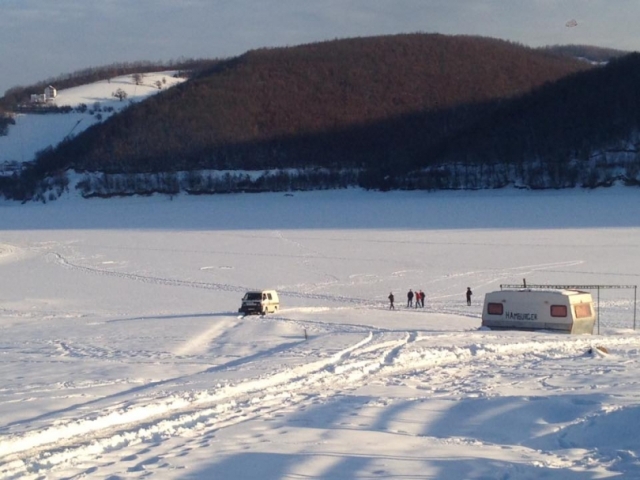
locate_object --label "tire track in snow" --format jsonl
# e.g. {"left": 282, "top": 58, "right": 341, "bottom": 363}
{"left": 173, "top": 316, "right": 237, "bottom": 357}
{"left": 0, "top": 244, "right": 19, "bottom": 262}
{"left": 3, "top": 332, "right": 638, "bottom": 479}
{"left": 0, "top": 244, "right": 31, "bottom": 266}
{"left": 0, "top": 330, "right": 427, "bottom": 478}
{"left": 0, "top": 332, "right": 375, "bottom": 467}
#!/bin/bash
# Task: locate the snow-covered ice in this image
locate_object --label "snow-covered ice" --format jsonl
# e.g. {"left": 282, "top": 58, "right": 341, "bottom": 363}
{"left": 1, "top": 187, "right": 640, "bottom": 479}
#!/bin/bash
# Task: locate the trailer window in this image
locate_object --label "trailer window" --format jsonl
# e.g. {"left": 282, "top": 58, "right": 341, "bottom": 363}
{"left": 550, "top": 305, "right": 567, "bottom": 317}
{"left": 487, "top": 303, "right": 503, "bottom": 315}
{"left": 574, "top": 303, "right": 592, "bottom": 318}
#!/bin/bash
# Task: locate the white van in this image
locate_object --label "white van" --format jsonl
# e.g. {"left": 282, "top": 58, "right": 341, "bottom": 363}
{"left": 481, "top": 289, "right": 596, "bottom": 334}
{"left": 239, "top": 290, "right": 280, "bottom": 316}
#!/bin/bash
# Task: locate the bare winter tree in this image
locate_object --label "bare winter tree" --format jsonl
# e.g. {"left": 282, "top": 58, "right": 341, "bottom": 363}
{"left": 112, "top": 88, "right": 128, "bottom": 101}
{"left": 132, "top": 73, "right": 144, "bottom": 85}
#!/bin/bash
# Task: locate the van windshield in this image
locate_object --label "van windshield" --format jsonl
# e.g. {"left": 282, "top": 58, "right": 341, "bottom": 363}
{"left": 244, "top": 292, "right": 262, "bottom": 301}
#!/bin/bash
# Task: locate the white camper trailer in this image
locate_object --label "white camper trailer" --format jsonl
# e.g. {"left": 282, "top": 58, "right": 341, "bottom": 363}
{"left": 481, "top": 289, "right": 596, "bottom": 334}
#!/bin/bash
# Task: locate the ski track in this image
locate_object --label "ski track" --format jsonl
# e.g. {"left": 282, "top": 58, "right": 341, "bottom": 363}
{"left": 47, "top": 252, "right": 592, "bottom": 314}
{"left": 425, "top": 260, "right": 586, "bottom": 300}
{"left": 2, "top": 328, "right": 639, "bottom": 479}
{"left": 48, "top": 251, "right": 376, "bottom": 307}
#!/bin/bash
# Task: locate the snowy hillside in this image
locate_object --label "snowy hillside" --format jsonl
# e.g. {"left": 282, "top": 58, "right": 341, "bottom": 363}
{"left": 1, "top": 188, "right": 640, "bottom": 479}
{"left": 0, "top": 72, "right": 185, "bottom": 169}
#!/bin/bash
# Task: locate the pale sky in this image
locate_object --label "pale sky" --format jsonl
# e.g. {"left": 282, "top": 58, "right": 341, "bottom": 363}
{"left": 2, "top": 0, "right": 639, "bottom": 95}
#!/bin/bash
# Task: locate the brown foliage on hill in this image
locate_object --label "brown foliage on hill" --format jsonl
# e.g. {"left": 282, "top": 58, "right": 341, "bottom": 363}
{"left": 63, "top": 33, "right": 591, "bottom": 172}
{"left": 224, "top": 34, "right": 589, "bottom": 138}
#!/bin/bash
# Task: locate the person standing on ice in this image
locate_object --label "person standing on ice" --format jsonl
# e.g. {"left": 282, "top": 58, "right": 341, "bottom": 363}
{"left": 388, "top": 292, "right": 395, "bottom": 310}
{"left": 419, "top": 290, "right": 425, "bottom": 307}
{"left": 466, "top": 287, "right": 473, "bottom": 306}
{"left": 407, "top": 289, "right": 414, "bottom": 307}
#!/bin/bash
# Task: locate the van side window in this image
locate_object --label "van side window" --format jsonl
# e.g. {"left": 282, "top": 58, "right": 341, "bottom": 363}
{"left": 487, "top": 303, "right": 503, "bottom": 315}
{"left": 550, "top": 305, "right": 567, "bottom": 317}
{"left": 267, "top": 293, "right": 272, "bottom": 300}
{"left": 263, "top": 293, "right": 267, "bottom": 300}
{"left": 574, "top": 303, "right": 592, "bottom": 318}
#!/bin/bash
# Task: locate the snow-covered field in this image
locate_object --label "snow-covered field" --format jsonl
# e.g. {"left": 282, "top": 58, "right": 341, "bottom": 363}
{"left": 1, "top": 187, "right": 640, "bottom": 479}
{"left": 0, "top": 72, "right": 185, "bottom": 167}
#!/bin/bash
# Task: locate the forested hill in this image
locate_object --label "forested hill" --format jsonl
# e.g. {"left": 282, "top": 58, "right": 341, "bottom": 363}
{"left": 5, "top": 33, "right": 633, "bottom": 200}
{"left": 167, "top": 34, "right": 588, "bottom": 143}
{"left": 37, "top": 34, "right": 588, "bottom": 170}
{"left": 432, "top": 52, "right": 640, "bottom": 189}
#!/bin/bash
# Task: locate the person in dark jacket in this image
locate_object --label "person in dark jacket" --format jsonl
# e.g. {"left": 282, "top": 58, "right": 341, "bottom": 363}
{"left": 466, "top": 287, "right": 472, "bottom": 306}
{"left": 407, "top": 289, "right": 414, "bottom": 307}
{"left": 388, "top": 292, "right": 395, "bottom": 310}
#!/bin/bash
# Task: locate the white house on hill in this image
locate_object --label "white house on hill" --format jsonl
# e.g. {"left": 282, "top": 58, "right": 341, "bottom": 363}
{"left": 45, "top": 85, "right": 57, "bottom": 99}
{"left": 30, "top": 85, "right": 57, "bottom": 104}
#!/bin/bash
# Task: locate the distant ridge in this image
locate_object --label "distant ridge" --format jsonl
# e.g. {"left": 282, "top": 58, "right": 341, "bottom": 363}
{"left": 5, "top": 33, "right": 639, "bottom": 200}
{"left": 540, "top": 44, "right": 630, "bottom": 64}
